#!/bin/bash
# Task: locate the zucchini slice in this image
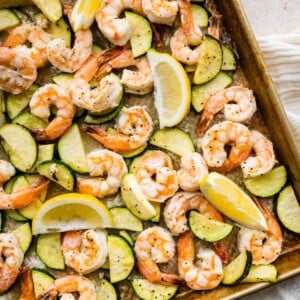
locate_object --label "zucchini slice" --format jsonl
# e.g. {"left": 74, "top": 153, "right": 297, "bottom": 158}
{"left": 110, "top": 207, "right": 143, "bottom": 231}
{"left": 150, "top": 128, "right": 195, "bottom": 157}
{"left": 151, "top": 201, "right": 161, "bottom": 222}
{"left": 47, "top": 17, "right": 71, "bottom": 45}
{"left": 241, "top": 264, "right": 277, "bottom": 283}
{"left": 191, "top": 71, "right": 233, "bottom": 112}
{"left": 36, "top": 232, "right": 65, "bottom": 270}
{"left": 29, "top": 143, "right": 55, "bottom": 173}
{"left": 131, "top": 278, "right": 178, "bottom": 300}
{"left": 125, "top": 11, "right": 152, "bottom": 58}
{"left": 276, "top": 185, "right": 300, "bottom": 233}
{"left": 193, "top": 35, "right": 223, "bottom": 84}
{"left": 191, "top": 4, "right": 209, "bottom": 28}
{"left": 97, "top": 278, "right": 118, "bottom": 300}
{"left": 121, "top": 173, "right": 157, "bottom": 221}
{"left": 244, "top": 165, "right": 287, "bottom": 198}
{"left": 37, "top": 160, "right": 75, "bottom": 191}
{"left": 108, "top": 234, "right": 135, "bottom": 283}
{"left": 0, "top": 8, "right": 20, "bottom": 31}
{"left": 222, "top": 250, "right": 252, "bottom": 285}
{"left": 58, "top": 123, "right": 88, "bottom": 173}
{"left": 52, "top": 73, "right": 74, "bottom": 90}
{"left": 32, "top": 269, "right": 55, "bottom": 298}
{"left": 119, "top": 230, "right": 134, "bottom": 246}
{"left": 12, "top": 111, "right": 48, "bottom": 130}
{"left": 12, "top": 222, "right": 32, "bottom": 253}
{"left": 31, "top": 0, "right": 62, "bottom": 22}
{"left": 221, "top": 45, "right": 237, "bottom": 71}
{"left": 189, "top": 210, "right": 233, "bottom": 242}
{"left": 0, "top": 124, "right": 37, "bottom": 172}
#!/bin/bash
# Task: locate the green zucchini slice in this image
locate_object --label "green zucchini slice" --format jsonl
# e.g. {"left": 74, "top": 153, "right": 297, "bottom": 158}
{"left": 131, "top": 278, "right": 178, "bottom": 300}
{"left": 12, "top": 111, "right": 48, "bottom": 130}
{"left": 221, "top": 45, "right": 237, "bottom": 71}
{"left": 97, "top": 278, "right": 118, "bottom": 300}
{"left": 191, "top": 4, "right": 209, "bottom": 28}
{"left": 241, "top": 264, "right": 277, "bottom": 283}
{"left": 110, "top": 207, "right": 143, "bottom": 231}
{"left": 276, "top": 185, "right": 300, "bottom": 233}
{"left": 31, "top": 0, "right": 62, "bottom": 22}
{"left": 108, "top": 234, "right": 135, "bottom": 283}
{"left": 222, "top": 250, "right": 252, "bottom": 285}
{"left": 12, "top": 222, "right": 32, "bottom": 253}
{"left": 0, "top": 8, "right": 20, "bottom": 31}
{"left": 32, "top": 269, "right": 55, "bottom": 298}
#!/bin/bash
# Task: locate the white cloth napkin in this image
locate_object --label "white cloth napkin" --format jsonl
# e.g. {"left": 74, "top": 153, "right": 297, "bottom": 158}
{"left": 235, "top": 1, "right": 300, "bottom": 299}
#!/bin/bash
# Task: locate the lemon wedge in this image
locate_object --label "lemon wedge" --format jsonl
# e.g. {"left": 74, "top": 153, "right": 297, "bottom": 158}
{"left": 200, "top": 172, "right": 268, "bottom": 230}
{"left": 70, "top": 0, "right": 101, "bottom": 31}
{"left": 32, "top": 193, "right": 113, "bottom": 234}
{"left": 147, "top": 49, "right": 191, "bottom": 128}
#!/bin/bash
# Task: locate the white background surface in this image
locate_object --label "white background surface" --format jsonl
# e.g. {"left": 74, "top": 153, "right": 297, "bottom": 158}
{"left": 239, "top": 1, "right": 300, "bottom": 299}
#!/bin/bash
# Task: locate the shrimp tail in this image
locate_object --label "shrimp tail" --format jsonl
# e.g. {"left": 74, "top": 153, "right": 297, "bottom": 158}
{"left": 208, "top": 14, "right": 222, "bottom": 40}
{"left": 82, "top": 125, "right": 107, "bottom": 144}
{"left": 19, "top": 266, "right": 35, "bottom": 300}
{"left": 160, "top": 274, "right": 186, "bottom": 286}
{"left": 213, "top": 240, "right": 230, "bottom": 264}
{"left": 197, "top": 113, "right": 213, "bottom": 136}
{"left": 37, "top": 290, "right": 57, "bottom": 300}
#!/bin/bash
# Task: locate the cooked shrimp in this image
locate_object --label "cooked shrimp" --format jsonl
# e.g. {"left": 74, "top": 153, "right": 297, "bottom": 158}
{"left": 142, "top": 0, "right": 178, "bottom": 25}
{"left": 0, "top": 233, "right": 24, "bottom": 294}
{"left": 134, "top": 226, "right": 184, "bottom": 286}
{"left": 95, "top": 0, "right": 144, "bottom": 46}
{"left": 237, "top": 198, "right": 282, "bottom": 265}
{"left": 77, "top": 149, "right": 128, "bottom": 198}
{"left": 197, "top": 86, "right": 257, "bottom": 135}
{"left": 164, "top": 192, "right": 223, "bottom": 236}
{"left": 29, "top": 83, "right": 75, "bottom": 141}
{"left": 177, "top": 152, "right": 208, "bottom": 192}
{"left": 134, "top": 150, "right": 179, "bottom": 202}
{"left": 83, "top": 105, "right": 153, "bottom": 152}
{"left": 241, "top": 130, "right": 276, "bottom": 178}
{"left": 4, "top": 23, "right": 51, "bottom": 68}
{"left": 0, "top": 46, "right": 37, "bottom": 94}
{"left": 0, "top": 160, "right": 16, "bottom": 185}
{"left": 177, "top": 231, "right": 223, "bottom": 290}
{"left": 62, "top": 229, "right": 108, "bottom": 274}
{"left": 19, "top": 266, "right": 35, "bottom": 300}
{"left": 200, "top": 121, "right": 252, "bottom": 173}
{"left": 38, "top": 275, "right": 96, "bottom": 300}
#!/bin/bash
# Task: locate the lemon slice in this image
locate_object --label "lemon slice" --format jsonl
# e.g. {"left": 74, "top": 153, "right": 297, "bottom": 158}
{"left": 147, "top": 49, "right": 191, "bottom": 128}
{"left": 200, "top": 172, "right": 268, "bottom": 230}
{"left": 32, "top": 193, "right": 113, "bottom": 234}
{"left": 70, "top": 0, "right": 101, "bottom": 31}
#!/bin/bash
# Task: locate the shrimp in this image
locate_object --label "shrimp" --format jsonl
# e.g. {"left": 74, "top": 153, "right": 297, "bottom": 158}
{"left": 197, "top": 86, "right": 257, "bottom": 136}
{"left": 0, "top": 46, "right": 37, "bottom": 94}
{"left": 241, "top": 130, "right": 276, "bottom": 178}
{"left": 177, "top": 231, "right": 223, "bottom": 290}
{"left": 164, "top": 192, "right": 223, "bottom": 236}
{"left": 177, "top": 152, "right": 208, "bottom": 192}
{"left": 142, "top": 0, "right": 178, "bottom": 25}
{"left": 38, "top": 275, "right": 96, "bottom": 300}
{"left": 71, "top": 47, "right": 125, "bottom": 113}
{"left": 237, "top": 198, "right": 282, "bottom": 265}
{"left": 0, "top": 233, "right": 24, "bottom": 294}
{"left": 200, "top": 121, "right": 252, "bottom": 173}
{"left": 134, "top": 150, "right": 179, "bottom": 202}
{"left": 83, "top": 105, "right": 153, "bottom": 152}
{"left": 62, "top": 229, "right": 108, "bottom": 274}
{"left": 4, "top": 23, "right": 51, "bottom": 68}
{"left": 77, "top": 149, "right": 128, "bottom": 198}
{"left": 29, "top": 83, "right": 75, "bottom": 141}
{"left": 19, "top": 266, "right": 35, "bottom": 300}
{"left": 95, "top": 0, "right": 144, "bottom": 46}
{"left": 0, "top": 160, "right": 16, "bottom": 185}
{"left": 134, "top": 226, "right": 185, "bottom": 286}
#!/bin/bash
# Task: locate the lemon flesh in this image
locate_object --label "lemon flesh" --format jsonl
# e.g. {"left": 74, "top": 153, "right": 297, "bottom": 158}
{"left": 200, "top": 172, "right": 268, "bottom": 230}
{"left": 70, "top": 0, "right": 101, "bottom": 31}
{"left": 147, "top": 49, "right": 191, "bottom": 128}
{"left": 32, "top": 193, "right": 113, "bottom": 234}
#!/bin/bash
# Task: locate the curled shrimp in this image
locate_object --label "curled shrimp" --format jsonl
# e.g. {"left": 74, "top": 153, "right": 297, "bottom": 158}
{"left": 142, "top": 0, "right": 178, "bottom": 25}
{"left": 241, "top": 130, "right": 276, "bottom": 178}
{"left": 77, "top": 149, "right": 128, "bottom": 198}
{"left": 200, "top": 120, "right": 252, "bottom": 173}
{"left": 134, "top": 226, "right": 185, "bottom": 286}
{"left": 0, "top": 160, "right": 49, "bottom": 209}
{"left": 238, "top": 198, "right": 282, "bottom": 265}
{"left": 95, "top": 0, "right": 144, "bottom": 46}
{"left": 0, "top": 46, "right": 37, "bottom": 94}
{"left": 0, "top": 233, "right": 24, "bottom": 294}
{"left": 134, "top": 150, "right": 179, "bottom": 202}
{"left": 38, "top": 275, "right": 96, "bottom": 300}
{"left": 4, "top": 23, "right": 51, "bottom": 68}
{"left": 177, "top": 152, "right": 208, "bottom": 192}
{"left": 177, "top": 231, "right": 223, "bottom": 290}
{"left": 197, "top": 86, "right": 257, "bottom": 136}
{"left": 62, "top": 229, "right": 108, "bottom": 274}
{"left": 29, "top": 83, "right": 75, "bottom": 141}
{"left": 83, "top": 105, "right": 153, "bottom": 152}
{"left": 19, "top": 266, "right": 35, "bottom": 300}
